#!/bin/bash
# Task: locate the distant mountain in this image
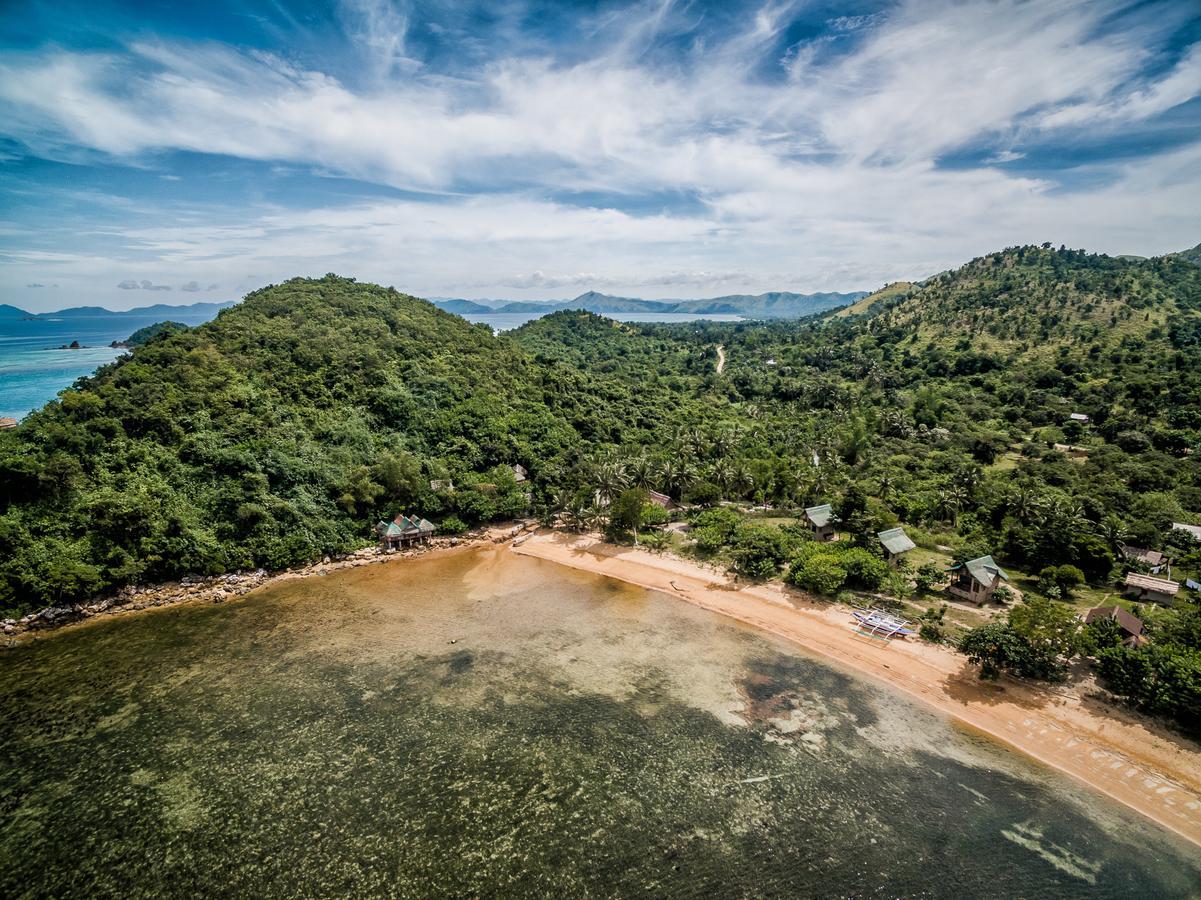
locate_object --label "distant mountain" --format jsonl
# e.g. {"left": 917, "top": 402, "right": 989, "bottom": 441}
{"left": 431, "top": 289, "right": 868, "bottom": 320}
{"left": 0, "top": 304, "right": 31, "bottom": 319}
{"left": 33, "top": 301, "right": 234, "bottom": 321}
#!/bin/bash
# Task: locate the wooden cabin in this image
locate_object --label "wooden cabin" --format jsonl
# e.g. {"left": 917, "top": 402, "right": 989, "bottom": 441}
{"left": 377, "top": 514, "right": 436, "bottom": 550}
{"left": 1123, "top": 572, "right": 1179, "bottom": 606}
{"left": 947, "top": 555, "right": 1009, "bottom": 605}
{"left": 877, "top": 527, "right": 916, "bottom": 566}
{"left": 803, "top": 504, "right": 838, "bottom": 542}
{"left": 1083, "top": 606, "right": 1145, "bottom": 647}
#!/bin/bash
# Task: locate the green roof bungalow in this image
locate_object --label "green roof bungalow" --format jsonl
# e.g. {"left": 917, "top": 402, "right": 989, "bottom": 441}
{"left": 377, "top": 513, "right": 436, "bottom": 550}
{"left": 947, "top": 555, "right": 1009, "bottom": 606}
{"left": 803, "top": 504, "right": 838, "bottom": 542}
{"left": 877, "top": 527, "right": 916, "bottom": 566}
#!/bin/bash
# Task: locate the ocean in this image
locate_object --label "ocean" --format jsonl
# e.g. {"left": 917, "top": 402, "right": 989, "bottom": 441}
{"left": 0, "top": 307, "right": 224, "bottom": 420}
{"left": 2, "top": 546, "right": 1197, "bottom": 897}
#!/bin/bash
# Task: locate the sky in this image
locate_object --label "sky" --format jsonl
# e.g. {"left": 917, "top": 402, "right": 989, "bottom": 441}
{"left": 1, "top": 0, "right": 1199, "bottom": 312}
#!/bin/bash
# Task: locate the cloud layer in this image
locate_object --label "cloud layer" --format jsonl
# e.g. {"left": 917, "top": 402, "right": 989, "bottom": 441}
{"left": 0, "top": 0, "right": 1198, "bottom": 309}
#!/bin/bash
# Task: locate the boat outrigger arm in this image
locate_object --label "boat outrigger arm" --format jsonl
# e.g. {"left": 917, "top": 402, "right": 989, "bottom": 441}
{"left": 851, "top": 607, "right": 914, "bottom": 639}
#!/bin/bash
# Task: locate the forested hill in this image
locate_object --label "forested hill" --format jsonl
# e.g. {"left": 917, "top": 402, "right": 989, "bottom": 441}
{"left": 3, "top": 249, "right": 1201, "bottom": 625}
{"left": 844, "top": 244, "right": 1201, "bottom": 354}
{"left": 0, "top": 277, "right": 724, "bottom": 612}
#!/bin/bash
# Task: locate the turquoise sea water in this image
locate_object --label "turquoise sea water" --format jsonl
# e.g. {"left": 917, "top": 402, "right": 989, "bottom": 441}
{"left": 0, "top": 346, "right": 124, "bottom": 419}
{"left": 2, "top": 547, "right": 1198, "bottom": 897}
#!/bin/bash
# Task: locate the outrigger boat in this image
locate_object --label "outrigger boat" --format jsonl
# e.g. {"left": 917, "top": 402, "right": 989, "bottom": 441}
{"left": 851, "top": 607, "right": 914, "bottom": 640}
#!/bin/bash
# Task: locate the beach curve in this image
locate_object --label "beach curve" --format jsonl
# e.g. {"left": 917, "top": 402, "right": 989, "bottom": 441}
{"left": 512, "top": 529, "right": 1201, "bottom": 850}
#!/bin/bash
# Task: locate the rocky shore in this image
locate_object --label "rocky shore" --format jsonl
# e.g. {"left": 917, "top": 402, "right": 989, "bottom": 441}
{"left": 2, "top": 519, "right": 539, "bottom": 644}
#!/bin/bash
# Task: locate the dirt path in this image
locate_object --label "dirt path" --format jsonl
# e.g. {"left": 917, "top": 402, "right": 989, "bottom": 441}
{"left": 715, "top": 344, "right": 726, "bottom": 373}
{"left": 513, "top": 530, "right": 1201, "bottom": 849}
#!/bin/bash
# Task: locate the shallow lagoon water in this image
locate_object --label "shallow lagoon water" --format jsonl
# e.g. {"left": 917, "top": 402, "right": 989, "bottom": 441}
{"left": 2, "top": 547, "right": 1199, "bottom": 898}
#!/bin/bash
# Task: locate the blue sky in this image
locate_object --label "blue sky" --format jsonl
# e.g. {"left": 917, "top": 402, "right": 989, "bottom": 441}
{"left": 1, "top": 0, "right": 1199, "bottom": 311}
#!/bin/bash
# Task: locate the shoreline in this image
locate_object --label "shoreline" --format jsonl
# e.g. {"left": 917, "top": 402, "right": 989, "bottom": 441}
{"left": 513, "top": 530, "right": 1201, "bottom": 850}
{"left": 1, "top": 521, "right": 537, "bottom": 645}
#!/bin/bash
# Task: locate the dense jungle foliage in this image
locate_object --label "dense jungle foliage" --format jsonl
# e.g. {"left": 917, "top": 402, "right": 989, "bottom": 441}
{"left": 2, "top": 247, "right": 1199, "bottom": 729}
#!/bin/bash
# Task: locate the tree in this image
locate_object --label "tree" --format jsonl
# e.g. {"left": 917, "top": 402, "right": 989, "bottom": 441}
{"left": 915, "top": 562, "right": 944, "bottom": 592}
{"left": 607, "top": 488, "right": 650, "bottom": 542}
{"left": 959, "top": 622, "right": 1051, "bottom": 680}
{"left": 731, "top": 525, "right": 787, "bottom": 580}
{"left": 1008, "top": 595, "right": 1082, "bottom": 670}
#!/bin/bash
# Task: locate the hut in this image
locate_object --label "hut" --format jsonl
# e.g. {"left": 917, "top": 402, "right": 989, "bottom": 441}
{"left": 1123, "top": 572, "right": 1179, "bottom": 606}
{"left": 647, "top": 490, "right": 679, "bottom": 511}
{"left": 1068, "top": 412, "right": 1090, "bottom": 423}
{"left": 877, "top": 527, "right": 916, "bottom": 566}
{"left": 377, "top": 514, "right": 436, "bottom": 550}
{"left": 803, "top": 504, "right": 838, "bottom": 542}
{"left": 1083, "top": 606, "right": 1145, "bottom": 647}
{"left": 1118, "top": 543, "right": 1167, "bottom": 569}
{"left": 947, "top": 555, "right": 1009, "bottom": 605}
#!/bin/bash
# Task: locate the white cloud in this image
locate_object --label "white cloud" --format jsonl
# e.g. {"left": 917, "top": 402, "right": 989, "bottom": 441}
{"left": 0, "top": 0, "right": 1198, "bottom": 309}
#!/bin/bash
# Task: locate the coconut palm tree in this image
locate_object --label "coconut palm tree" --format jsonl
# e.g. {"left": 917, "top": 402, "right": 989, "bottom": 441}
{"left": 591, "top": 459, "right": 629, "bottom": 507}
{"left": 660, "top": 459, "right": 697, "bottom": 500}
{"left": 626, "top": 455, "right": 656, "bottom": 490}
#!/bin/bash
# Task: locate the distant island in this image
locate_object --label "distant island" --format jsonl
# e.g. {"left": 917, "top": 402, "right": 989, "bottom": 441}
{"left": 430, "top": 289, "right": 869, "bottom": 319}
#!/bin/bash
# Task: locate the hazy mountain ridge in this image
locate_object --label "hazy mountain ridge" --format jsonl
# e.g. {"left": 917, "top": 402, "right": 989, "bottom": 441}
{"left": 431, "top": 289, "right": 868, "bottom": 319}
{"left": 0, "top": 301, "right": 235, "bottom": 321}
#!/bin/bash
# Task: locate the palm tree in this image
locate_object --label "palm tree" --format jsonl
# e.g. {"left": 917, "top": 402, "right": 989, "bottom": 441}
{"left": 627, "top": 455, "right": 656, "bottom": 490}
{"left": 709, "top": 460, "right": 735, "bottom": 496}
{"left": 591, "top": 459, "right": 628, "bottom": 507}
{"left": 660, "top": 459, "right": 697, "bottom": 500}
{"left": 730, "top": 463, "right": 755, "bottom": 500}
{"left": 1006, "top": 482, "right": 1040, "bottom": 523}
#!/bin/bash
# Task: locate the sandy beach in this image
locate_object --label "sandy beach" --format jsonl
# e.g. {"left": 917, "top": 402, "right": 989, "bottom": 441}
{"left": 513, "top": 530, "right": 1201, "bottom": 849}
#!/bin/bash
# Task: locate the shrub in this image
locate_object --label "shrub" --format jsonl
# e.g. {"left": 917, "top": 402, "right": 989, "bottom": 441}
{"left": 439, "top": 515, "right": 468, "bottom": 535}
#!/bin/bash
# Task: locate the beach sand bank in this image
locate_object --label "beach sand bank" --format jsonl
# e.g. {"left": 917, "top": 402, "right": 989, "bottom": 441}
{"left": 513, "top": 530, "right": 1201, "bottom": 849}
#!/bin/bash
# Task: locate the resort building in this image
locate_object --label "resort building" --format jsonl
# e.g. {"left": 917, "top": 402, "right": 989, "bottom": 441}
{"left": 377, "top": 514, "right": 436, "bottom": 550}
{"left": 1123, "top": 572, "right": 1180, "bottom": 606}
{"left": 947, "top": 555, "right": 1009, "bottom": 605}
{"left": 877, "top": 527, "right": 916, "bottom": 565}
{"left": 647, "top": 490, "right": 679, "bottom": 511}
{"left": 1083, "top": 606, "right": 1145, "bottom": 647}
{"left": 803, "top": 504, "right": 838, "bottom": 542}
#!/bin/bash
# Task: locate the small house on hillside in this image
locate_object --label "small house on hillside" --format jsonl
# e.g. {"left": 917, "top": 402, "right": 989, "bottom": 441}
{"left": 947, "top": 555, "right": 1009, "bottom": 605}
{"left": 377, "top": 513, "right": 436, "bottom": 550}
{"left": 1068, "top": 412, "right": 1090, "bottom": 423}
{"left": 647, "top": 490, "right": 679, "bottom": 511}
{"left": 1172, "top": 522, "right": 1201, "bottom": 542}
{"left": 1084, "top": 606, "right": 1145, "bottom": 647}
{"left": 803, "top": 504, "right": 838, "bottom": 542}
{"left": 1119, "top": 543, "right": 1167, "bottom": 569}
{"left": 0, "top": 417, "right": 16, "bottom": 429}
{"left": 1123, "top": 572, "right": 1179, "bottom": 606}
{"left": 877, "top": 527, "right": 916, "bottom": 565}
{"left": 429, "top": 479, "right": 454, "bottom": 492}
